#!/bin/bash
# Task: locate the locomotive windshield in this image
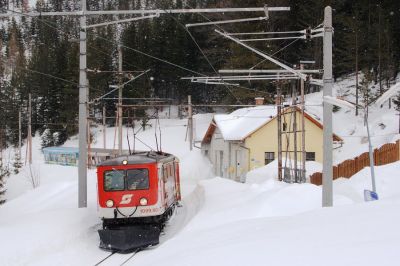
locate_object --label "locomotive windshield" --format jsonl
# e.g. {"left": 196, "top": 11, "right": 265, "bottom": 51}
{"left": 103, "top": 169, "right": 149, "bottom": 191}
{"left": 127, "top": 169, "right": 149, "bottom": 190}
{"left": 104, "top": 170, "right": 125, "bottom": 191}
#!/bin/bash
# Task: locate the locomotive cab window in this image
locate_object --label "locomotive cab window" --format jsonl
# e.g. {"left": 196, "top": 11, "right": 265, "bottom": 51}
{"left": 104, "top": 170, "right": 125, "bottom": 191}
{"left": 127, "top": 169, "right": 149, "bottom": 190}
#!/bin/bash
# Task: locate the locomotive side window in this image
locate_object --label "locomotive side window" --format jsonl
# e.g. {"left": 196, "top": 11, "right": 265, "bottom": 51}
{"left": 127, "top": 169, "right": 149, "bottom": 190}
{"left": 104, "top": 170, "right": 125, "bottom": 191}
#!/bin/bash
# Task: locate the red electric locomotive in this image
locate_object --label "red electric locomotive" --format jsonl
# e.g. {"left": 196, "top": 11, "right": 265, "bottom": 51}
{"left": 97, "top": 151, "right": 181, "bottom": 252}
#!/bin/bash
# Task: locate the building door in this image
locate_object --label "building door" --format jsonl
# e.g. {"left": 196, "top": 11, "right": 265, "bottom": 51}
{"left": 235, "top": 150, "right": 241, "bottom": 179}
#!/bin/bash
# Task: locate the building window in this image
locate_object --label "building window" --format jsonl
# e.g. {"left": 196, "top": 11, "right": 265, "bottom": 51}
{"left": 306, "top": 152, "right": 316, "bottom": 161}
{"left": 265, "top": 152, "right": 275, "bottom": 165}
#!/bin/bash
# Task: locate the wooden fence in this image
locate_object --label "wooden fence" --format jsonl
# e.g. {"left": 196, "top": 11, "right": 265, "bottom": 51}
{"left": 310, "top": 140, "right": 400, "bottom": 185}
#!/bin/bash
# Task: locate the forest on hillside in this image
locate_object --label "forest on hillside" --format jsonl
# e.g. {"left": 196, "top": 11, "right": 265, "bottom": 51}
{"left": 0, "top": 0, "right": 399, "bottom": 148}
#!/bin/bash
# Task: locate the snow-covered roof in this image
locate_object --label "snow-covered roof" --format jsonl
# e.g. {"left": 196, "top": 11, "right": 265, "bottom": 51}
{"left": 214, "top": 106, "right": 277, "bottom": 141}
{"left": 202, "top": 105, "right": 342, "bottom": 143}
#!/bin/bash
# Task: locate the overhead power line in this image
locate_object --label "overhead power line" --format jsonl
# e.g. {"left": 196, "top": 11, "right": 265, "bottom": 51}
{"left": 16, "top": 66, "right": 78, "bottom": 85}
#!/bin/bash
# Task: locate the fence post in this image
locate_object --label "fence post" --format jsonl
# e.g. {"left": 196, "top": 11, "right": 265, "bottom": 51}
{"left": 397, "top": 140, "right": 400, "bottom": 161}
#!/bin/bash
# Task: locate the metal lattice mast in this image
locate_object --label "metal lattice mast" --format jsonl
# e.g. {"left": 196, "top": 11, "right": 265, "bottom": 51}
{"left": 300, "top": 63, "right": 306, "bottom": 183}
{"left": 293, "top": 82, "right": 298, "bottom": 182}
{"left": 118, "top": 45, "right": 123, "bottom": 155}
{"left": 188, "top": 95, "right": 193, "bottom": 151}
{"left": 276, "top": 83, "right": 283, "bottom": 181}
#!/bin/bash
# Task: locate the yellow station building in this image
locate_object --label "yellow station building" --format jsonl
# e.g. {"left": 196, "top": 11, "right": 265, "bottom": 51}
{"left": 201, "top": 105, "right": 342, "bottom": 182}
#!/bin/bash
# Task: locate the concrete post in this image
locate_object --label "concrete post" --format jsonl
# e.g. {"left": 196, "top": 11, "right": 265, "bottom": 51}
{"left": 188, "top": 95, "right": 193, "bottom": 151}
{"left": 322, "top": 6, "right": 333, "bottom": 207}
{"left": 78, "top": 0, "right": 88, "bottom": 208}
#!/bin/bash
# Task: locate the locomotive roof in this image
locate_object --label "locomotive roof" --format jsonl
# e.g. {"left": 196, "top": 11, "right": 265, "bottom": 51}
{"left": 98, "top": 151, "right": 176, "bottom": 166}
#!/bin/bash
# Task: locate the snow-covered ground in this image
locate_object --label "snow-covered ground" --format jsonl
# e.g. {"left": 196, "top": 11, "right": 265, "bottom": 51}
{"left": 1, "top": 76, "right": 400, "bottom": 265}
{"left": 306, "top": 74, "right": 400, "bottom": 163}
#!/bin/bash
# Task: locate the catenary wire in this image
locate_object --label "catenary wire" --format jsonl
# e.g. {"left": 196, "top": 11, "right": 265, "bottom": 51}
{"left": 4, "top": 7, "right": 271, "bottom": 99}
{"left": 158, "top": 2, "right": 242, "bottom": 103}
{"left": 183, "top": 3, "right": 298, "bottom": 69}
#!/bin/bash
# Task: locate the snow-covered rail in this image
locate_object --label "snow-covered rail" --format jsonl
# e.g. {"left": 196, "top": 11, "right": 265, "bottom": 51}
{"left": 92, "top": 183, "right": 205, "bottom": 265}
{"left": 93, "top": 251, "right": 116, "bottom": 266}
{"left": 94, "top": 248, "right": 141, "bottom": 266}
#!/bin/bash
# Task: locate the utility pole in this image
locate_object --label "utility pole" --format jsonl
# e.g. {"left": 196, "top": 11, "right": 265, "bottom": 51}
{"left": 118, "top": 45, "right": 123, "bottom": 155}
{"left": 292, "top": 81, "right": 298, "bottom": 182}
{"left": 188, "top": 95, "right": 193, "bottom": 151}
{"left": 276, "top": 84, "right": 283, "bottom": 181}
{"left": 18, "top": 110, "right": 22, "bottom": 158}
{"left": 103, "top": 105, "right": 106, "bottom": 149}
{"left": 0, "top": 128, "right": 2, "bottom": 162}
{"left": 355, "top": 24, "right": 359, "bottom": 116}
{"left": 365, "top": 115, "right": 377, "bottom": 193}
{"left": 300, "top": 63, "right": 306, "bottom": 182}
{"left": 378, "top": 4, "right": 382, "bottom": 95}
{"left": 28, "top": 93, "right": 32, "bottom": 165}
{"left": 322, "top": 6, "right": 333, "bottom": 207}
{"left": 87, "top": 120, "right": 91, "bottom": 168}
{"left": 78, "top": 0, "right": 88, "bottom": 208}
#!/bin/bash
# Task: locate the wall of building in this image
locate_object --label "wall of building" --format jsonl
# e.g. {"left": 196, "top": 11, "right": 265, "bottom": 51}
{"left": 245, "top": 109, "right": 325, "bottom": 170}
{"left": 203, "top": 127, "right": 227, "bottom": 177}
{"left": 202, "top": 128, "right": 249, "bottom": 182}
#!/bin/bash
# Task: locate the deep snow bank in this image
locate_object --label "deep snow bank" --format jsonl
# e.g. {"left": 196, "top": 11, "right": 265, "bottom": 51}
{"left": 132, "top": 199, "right": 400, "bottom": 266}
{"left": 130, "top": 161, "right": 400, "bottom": 266}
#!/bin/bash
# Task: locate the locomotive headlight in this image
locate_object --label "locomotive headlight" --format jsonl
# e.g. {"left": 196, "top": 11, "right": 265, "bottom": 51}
{"left": 106, "top": 199, "right": 114, "bottom": 208}
{"left": 139, "top": 197, "right": 148, "bottom": 206}
{"left": 122, "top": 160, "right": 128, "bottom": 165}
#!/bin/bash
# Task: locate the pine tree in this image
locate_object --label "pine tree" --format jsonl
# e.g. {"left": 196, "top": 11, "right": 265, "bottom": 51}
{"left": 360, "top": 69, "right": 374, "bottom": 107}
{"left": 13, "top": 150, "right": 22, "bottom": 174}
{"left": 0, "top": 158, "right": 9, "bottom": 205}
{"left": 41, "top": 128, "right": 54, "bottom": 148}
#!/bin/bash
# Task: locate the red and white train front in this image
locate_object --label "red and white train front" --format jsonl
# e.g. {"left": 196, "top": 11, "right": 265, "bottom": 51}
{"left": 96, "top": 152, "right": 181, "bottom": 252}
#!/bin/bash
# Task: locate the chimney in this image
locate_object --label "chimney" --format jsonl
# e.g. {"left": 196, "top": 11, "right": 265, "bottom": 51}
{"left": 255, "top": 97, "right": 265, "bottom": 105}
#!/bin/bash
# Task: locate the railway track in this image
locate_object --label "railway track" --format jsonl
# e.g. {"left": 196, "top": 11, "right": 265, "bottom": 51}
{"left": 94, "top": 249, "right": 141, "bottom": 266}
